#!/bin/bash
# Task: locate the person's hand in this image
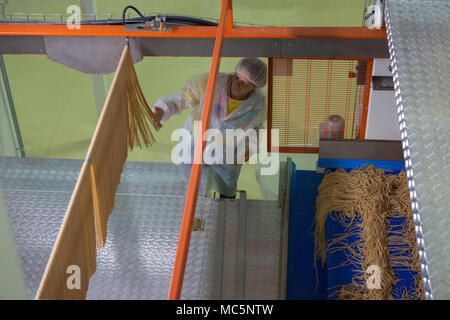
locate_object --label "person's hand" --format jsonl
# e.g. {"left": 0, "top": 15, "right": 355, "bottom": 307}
{"left": 153, "top": 106, "right": 164, "bottom": 122}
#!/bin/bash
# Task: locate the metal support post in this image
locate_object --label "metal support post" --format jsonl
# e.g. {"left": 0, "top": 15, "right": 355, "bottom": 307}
{"left": 0, "top": 54, "right": 25, "bottom": 157}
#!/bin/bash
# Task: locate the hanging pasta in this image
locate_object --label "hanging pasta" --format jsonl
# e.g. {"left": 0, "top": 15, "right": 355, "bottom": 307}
{"left": 36, "top": 45, "right": 161, "bottom": 299}
{"left": 125, "top": 47, "right": 162, "bottom": 150}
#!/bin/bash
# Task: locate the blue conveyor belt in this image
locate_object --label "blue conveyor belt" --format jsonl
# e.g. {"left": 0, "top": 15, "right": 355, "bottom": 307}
{"left": 287, "top": 161, "right": 419, "bottom": 299}
{"left": 326, "top": 214, "right": 363, "bottom": 299}
{"left": 287, "top": 167, "right": 327, "bottom": 299}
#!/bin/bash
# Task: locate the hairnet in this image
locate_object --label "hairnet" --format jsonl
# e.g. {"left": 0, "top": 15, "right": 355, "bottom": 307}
{"left": 235, "top": 58, "right": 267, "bottom": 88}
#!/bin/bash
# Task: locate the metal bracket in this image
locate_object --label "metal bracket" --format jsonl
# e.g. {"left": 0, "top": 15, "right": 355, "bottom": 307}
{"left": 372, "top": 75, "right": 394, "bottom": 90}
{"left": 124, "top": 15, "right": 170, "bottom": 32}
{"left": 193, "top": 218, "right": 205, "bottom": 232}
{"left": 0, "top": 54, "right": 25, "bottom": 157}
{"left": 277, "top": 158, "right": 292, "bottom": 299}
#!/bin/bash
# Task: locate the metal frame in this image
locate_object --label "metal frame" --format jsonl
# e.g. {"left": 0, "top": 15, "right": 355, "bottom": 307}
{"left": 0, "top": 35, "right": 389, "bottom": 59}
{"left": 0, "top": 24, "right": 387, "bottom": 39}
{"left": 277, "top": 158, "right": 293, "bottom": 299}
{"left": 318, "top": 139, "right": 403, "bottom": 161}
{"left": 384, "top": 0, "right": 447, "bottom": 299}
{"left": 0, "top": 54, "right": 24, "bottom": 157}
{"left": 359, "top": 59, "right": 373, "bottom": 139}
{"left": 0, "top": 10, "right": 388, "bottom": 58}
{"left": 213, "top": 199, "right": 226, "bottom": 299}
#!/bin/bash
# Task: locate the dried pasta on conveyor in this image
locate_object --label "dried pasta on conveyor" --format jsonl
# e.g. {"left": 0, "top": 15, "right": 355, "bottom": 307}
{"left": 314, "top": 166, "right": 424, "bottom": 300}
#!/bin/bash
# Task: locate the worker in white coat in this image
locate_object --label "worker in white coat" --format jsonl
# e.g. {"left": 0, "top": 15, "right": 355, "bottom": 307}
{"left": 153, "top": 58, "right": 267, "bottom": 199}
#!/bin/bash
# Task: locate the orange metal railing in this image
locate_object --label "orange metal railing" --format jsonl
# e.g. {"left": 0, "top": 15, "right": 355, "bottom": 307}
{"left": 0, "top": 24, "right": 386, "bottom": 39}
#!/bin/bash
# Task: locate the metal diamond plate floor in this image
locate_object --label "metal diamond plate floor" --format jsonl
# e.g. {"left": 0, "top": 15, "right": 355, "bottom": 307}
{"left": 0, "top": 157, "right": 216, "bottom": 299}
{"left": 220, "top": 199, "right": 282, "bottom": 300}
{"left": 0, "top": 156, "right": 282, "bottom": 300}
{"left": 385, "top": 0, "right": 450, "bottom": 299}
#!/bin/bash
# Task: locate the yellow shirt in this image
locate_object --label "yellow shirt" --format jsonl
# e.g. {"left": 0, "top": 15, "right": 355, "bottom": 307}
{"left": 226, "top": 97, "right": 243, "bottom": 115}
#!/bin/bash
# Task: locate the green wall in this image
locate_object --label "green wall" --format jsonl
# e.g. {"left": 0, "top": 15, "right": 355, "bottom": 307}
{"left": 6, "top": 0, "right": 364, "bottom": 26}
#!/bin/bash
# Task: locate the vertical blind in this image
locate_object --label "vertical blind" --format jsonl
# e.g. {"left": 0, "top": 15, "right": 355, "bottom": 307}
{"left": 268, "top": 58, "right": 373, "bottom": 153}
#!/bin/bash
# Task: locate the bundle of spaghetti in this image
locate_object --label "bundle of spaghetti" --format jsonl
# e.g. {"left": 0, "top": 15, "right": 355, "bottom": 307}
{"left": 36, "top": 45, "right": 161, "bottom": 299}
{"left": 314, "top": 166, "right": 424, "bottom": 300}
{"left": 35, "top": 162, "right": 97, "bottom": 299}
{"left": 387, "top": 172, "right": 425, "bottom": 299}
{"left": 87, "top": 45, "right": 141, "bottom": 248}
{"left": 125, "top": 48, "right": 162, "bottom": 150}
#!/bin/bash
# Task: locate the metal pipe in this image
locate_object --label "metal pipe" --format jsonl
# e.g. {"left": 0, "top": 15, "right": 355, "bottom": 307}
{"left": 0, "top": 54, "right": 25, "bottom": 157}
{"left": 0, "top": 0, "right": 7, "bottom": 19}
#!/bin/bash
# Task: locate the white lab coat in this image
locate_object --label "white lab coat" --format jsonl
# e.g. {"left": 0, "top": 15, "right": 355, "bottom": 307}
{"left": 154, "top": 72, "right": 267, "bottom": 197}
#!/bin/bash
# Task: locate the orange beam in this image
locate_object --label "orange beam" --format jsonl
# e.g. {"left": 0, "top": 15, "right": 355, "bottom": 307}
{"left": 222, "top": 0, "right": 233, "bottom": 29}
{"left": 267, "top": 57, "right": 273, "bottom": 153}
{"left": 359, "top": 58, "right": 374, "bottom": 139}
{"left": 167, "top": 0, "right": 229, "bottom": 300}
{"left": 279, "top": 147, "right": 319, "bottom": 154}
{"left": 0, "top": 24, "right": 386, "bottom": 39}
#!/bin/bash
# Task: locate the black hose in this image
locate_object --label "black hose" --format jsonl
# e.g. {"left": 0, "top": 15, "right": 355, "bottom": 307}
{"left": 120, "top": 5, "right": 217, "bottom": 26}
{"left": 163, "top": 15, "right": 217, "bottom": 26}
{"left": 122, "top": 5, "right": 147, "bottom": 25}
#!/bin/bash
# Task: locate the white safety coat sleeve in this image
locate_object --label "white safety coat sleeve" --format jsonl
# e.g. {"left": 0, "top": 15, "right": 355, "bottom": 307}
{"left": 153, "top": 73, "right": 208, "bottom": 123}
{"left": 153, "top": 93, "right": 185, "bottom": 123}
